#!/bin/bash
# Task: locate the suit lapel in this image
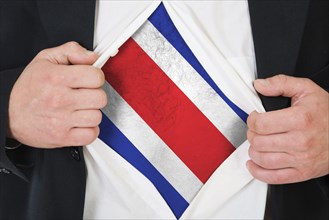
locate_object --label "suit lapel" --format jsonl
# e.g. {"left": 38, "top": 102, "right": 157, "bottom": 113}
{"left": 248, "top": 0, "right": 310, "bottom": 110}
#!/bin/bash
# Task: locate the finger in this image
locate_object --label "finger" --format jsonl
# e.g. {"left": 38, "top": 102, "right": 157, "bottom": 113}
{"left": 246, "top": 160, "right": 302, "bottom": 184}
{"left": 247, "top": 129, "right": 308, "bottom": 152}
{"left": 247, "top": 109, "right": 295, "bottom": 135}
{"left": 43, "top": 64, "right": 105, "bottom": 89}
{"left": 70, "top": 110, "right": 102, "bottom": 128}
{"left": 248, "top": 147, "right": 292, "bottom": 169}
{"left": 247, "top": 109, "right": 304, "bottom": 134}
{"left": 71, "top": 88, "right": 107, "bottom": 110}
{"left": 35, "top": 41, "right": 98, "bottom": 65}
{"left": 254, "top": 74, "right": 313, "bottom": 98}
{"left": 64, "top": 65, "right": 105, "bottom": 89}
{"left": 67, "top": 127, "right": 100, "bottom": 146}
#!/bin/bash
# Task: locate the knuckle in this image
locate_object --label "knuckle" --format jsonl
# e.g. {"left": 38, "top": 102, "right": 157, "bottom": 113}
{"left": 66, "top": 73, "right": 79, "bottom": 86}
{"left": 95, "top": 68, "right": 105, "bottom": 87}
{"left": 36, "top": 49, "right": 58, "bottom": 63}
{"left": 248, "top": 112, "right": 266, "bottom": 132}
{"left": 248, "top": 146, "right": 255, "bottom": 158}
{"left": 247, "top": 112, "right": 256, "bottom": 128}
{"left": 246, "top": 129, "right": 254, "bottom": 143}
{"left": 82, "top": 128, "right": 99, "bottom": 145}
{"left": 47, "top": 95, "right": 60, "bottom": 108}
{"left": 64, "top": 41, "right": 80, "bottom": 50}
{"left": 91, "top": 89, "right": 108, "bottom": 108}
{"left": 47, "top": 93, "right": 66, "bottom": 109}
{"left": 249, "top": 148, "right": 265, "bottom": 167}
{"left": 254, "top": 117, "right": 265, "bottom": 132}
{"left": 258, "top": 155, "right": 270, "bottom": 168}
{"left": 70, "top": 127, "right": 99, "bottom": 146}
{"left": 47, "top": 118, "right": 67, "bottom": 141}
{"left": 276, "top": 74, "right": 288, "bottom": 80}
{"left": 275, "top": 74, "right": 288, "bottom": 84}
{"left": 37, "top": 49, "right": 50, "bottom": 58}
{"left": 67, "top": 134, "right": 82, "bottom": 146}
{"left": 46, "top": 117, "right": 59, "bottom": 133}
{"left": 88, "top": 110, "right": 102, "bottom": 126}
{"left": 274, "top": 74, "right": 288, "bottom": 93}
{"left": 259, "top": 155, "right": 271, "bottom": 168}
{"left": 251, "top": 135, "right": 262, "bottom": 149}
{"left": 266, "top": 154, "right": 282, "bottom": 169}
{"left": 94, "top": 110, "right": 103, "bottom": 125}
{"left": 47, "top": 71, "right": 65, "bottom": 85}
{"left": 99, "top": 89, "right": 108, "bottom": 108}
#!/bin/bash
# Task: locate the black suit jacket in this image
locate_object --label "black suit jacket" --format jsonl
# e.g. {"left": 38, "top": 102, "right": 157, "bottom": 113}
{"left": 0, "top": 1, "right": 328, "bottom": 219}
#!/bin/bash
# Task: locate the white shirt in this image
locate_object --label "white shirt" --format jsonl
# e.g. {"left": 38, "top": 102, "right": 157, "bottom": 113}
{"left": 84, "top": 1, "right": 267, "bottom": 219}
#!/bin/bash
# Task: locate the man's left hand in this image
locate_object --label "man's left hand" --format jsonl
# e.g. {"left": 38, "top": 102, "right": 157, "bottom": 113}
{"left": 247, "top": 74, "right": 329, "bottom": 184}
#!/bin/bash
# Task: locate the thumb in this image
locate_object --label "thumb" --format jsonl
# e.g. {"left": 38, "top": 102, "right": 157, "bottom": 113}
{"left": 254, "top": 74, "right": 312, "bottom": 98}
{"left": 34, "top": 41, "right": 98, "bottom": 65}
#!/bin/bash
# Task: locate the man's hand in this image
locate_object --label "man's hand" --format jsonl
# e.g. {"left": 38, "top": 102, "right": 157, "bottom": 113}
{"left": 8, "top": 42, "right": 107, "bottom": 148}
{"left": 247, "top": 74, "right": 329, "bottom": 184}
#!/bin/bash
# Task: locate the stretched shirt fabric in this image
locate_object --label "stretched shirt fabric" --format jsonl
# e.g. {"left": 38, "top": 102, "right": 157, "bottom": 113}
{"left": 84, "top": 1, "right": 267, "bottom": 219}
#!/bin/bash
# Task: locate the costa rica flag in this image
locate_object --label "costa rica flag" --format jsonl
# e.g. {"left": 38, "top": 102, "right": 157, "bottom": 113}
{"left": 99, "top": 3, "right": 247, "bottom": 218}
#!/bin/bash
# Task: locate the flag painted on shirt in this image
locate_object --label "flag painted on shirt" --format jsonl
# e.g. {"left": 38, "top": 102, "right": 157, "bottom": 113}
{"left": 99, "top": 3, "right": 248, "bottom": 218}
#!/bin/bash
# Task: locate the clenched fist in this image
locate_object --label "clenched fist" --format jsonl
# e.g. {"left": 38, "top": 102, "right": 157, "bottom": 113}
{"left": 8, "top": 42, "right": 107, "bottom": 148}
{"left": 247, "top": 74, "right": 329, "bottom": 184}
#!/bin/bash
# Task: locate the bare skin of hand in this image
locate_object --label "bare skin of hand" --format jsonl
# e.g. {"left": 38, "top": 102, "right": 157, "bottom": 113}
{"left": 247, "top": 74, "right": 329, "bottom": 184}
{"left": 8, "top": 42, "right": 107, "bottom": 148}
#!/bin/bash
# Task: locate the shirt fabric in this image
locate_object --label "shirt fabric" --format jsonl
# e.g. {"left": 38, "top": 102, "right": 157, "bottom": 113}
{"left": 84, "top": 1, "right": 267, "bottom": 219}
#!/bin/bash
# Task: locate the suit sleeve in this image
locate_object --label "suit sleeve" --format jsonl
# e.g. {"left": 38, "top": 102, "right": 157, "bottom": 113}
{"left": 310, "top": 64, "right": 329, "bottom": 92}
{"left": 311, "top": 64, "right": 329, "bottom": 199}
{"left": 0, "top": 67, "right": 28, "bottom": 180}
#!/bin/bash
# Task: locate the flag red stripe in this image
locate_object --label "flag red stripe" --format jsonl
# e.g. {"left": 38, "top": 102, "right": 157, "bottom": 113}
{"left": 102, "top": 38, "right": 235, "bottom": 183}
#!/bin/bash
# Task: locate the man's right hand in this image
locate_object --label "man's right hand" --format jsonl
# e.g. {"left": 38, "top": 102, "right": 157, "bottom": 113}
{"left": 7, "top": 42, "right": 107, "bottom": 148}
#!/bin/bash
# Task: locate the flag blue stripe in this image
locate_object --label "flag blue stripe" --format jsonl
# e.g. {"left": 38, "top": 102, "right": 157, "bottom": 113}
{"left": 148, "top": 3, "right": 248, "bottom": 122}
{"left": 99, "top": 113, "right": 188, "bottom": 218}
